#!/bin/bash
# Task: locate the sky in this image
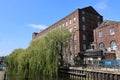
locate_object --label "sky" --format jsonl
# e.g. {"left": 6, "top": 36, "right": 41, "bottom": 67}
{"left": 0, "top": 0, "right": 120, "bottom": 56}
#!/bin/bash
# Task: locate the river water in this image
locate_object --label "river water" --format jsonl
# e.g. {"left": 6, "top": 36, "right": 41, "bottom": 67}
{"left": 7, "top": 74, "right": 75, "bottom": 80}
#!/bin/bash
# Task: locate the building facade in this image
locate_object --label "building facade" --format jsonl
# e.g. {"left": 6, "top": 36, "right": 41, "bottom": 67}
{"left": 94, "top": 20, "right": 120, "bottom": 59}
{"left": 32, "top": 6, "right": 103, "bottom": 63}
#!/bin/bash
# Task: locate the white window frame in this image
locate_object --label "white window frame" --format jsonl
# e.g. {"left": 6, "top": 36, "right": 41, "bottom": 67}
{"left": 99, "top": 42, "right": 105, "bottom": 50}
{"left": 99, "top": 31, "right": 103, "bottom": 38}
{"left": 66, "top": 22, "right": 68, "bottom": 26}
{"left": 74, "top": 34, "right": 77, "bottom": 40}
{"left": 62, "top": 23, "right": 65, "bottom": 27}
{"left": 73, "top": 26, "right": 77, "bottom": 32}
{"left": 69, "top": 19, "right": 72, "bottom": 24}
{"left": 69, "top": 28, "right": 72, "bottom": 32}
{"left": 110, "top": 28, "right": 115, "bottom": 35}
{"left": 73, "top": 17, "right": 76, "bottom": 22}
{"left": 110, "top": 41, "right": 117, "bottom": 50}
{"left": 74, "top": 45, "right": 77, "bottom": 50}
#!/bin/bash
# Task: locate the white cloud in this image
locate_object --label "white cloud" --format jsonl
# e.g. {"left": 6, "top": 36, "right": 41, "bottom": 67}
{"left": 28, "top": 24, "right": 48, "bottom": 30}
{"left": 0, "top": 49, "right": 11, "bottom": 56}
{"left": 95, "top": 0, "right": 108, "bottom": 10}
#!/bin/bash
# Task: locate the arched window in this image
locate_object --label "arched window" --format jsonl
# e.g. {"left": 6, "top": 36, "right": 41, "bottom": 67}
{"left": 110, "top": 41, "right": 117, "bottom": 50}
{"left": 99, "top": 42, "right": 105, "bottom": 50}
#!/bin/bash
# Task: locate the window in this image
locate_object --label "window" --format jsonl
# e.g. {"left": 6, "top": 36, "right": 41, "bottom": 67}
{"left": 82, "top": 25, "right": 86, "bottom": 31}
{"left": 110, "top": 28, "right": 115, "bottom": 35}
{"left": 83, "top": 44, "right": 86, "bottom": 50}
{"left": 66, "top": 22, "right": 68, "bottom": 26}
{"left": 99, "top": 42, "right": 105, "bottom": 50}
{"left": 110, "top": 41, "right": 117, "bottom": 50}
{"left": 74, "top": 45, "right": 77, "bottom": 53}
{"left": 82, "top": 17, "right": 85, "bottom": 22}
{"left": 74, "top": 35, "right": 77, "bottom": 40}
{"left": 98, "top": 22, "right": 100, "bottom": 26}
{"left": 82, "top": 11, "right": 85, "bottom": 15}
{"left": 69, "top": 19, "right": 72, "bottom": 24}
{"left": 74, "top": 45, "right": 77, "bottom": 50}
{"left": 83, "top": 34, "right": 86, "bottom": 40}
{"left": 97, "top": 16, "right": 100, "bottom": 19}
{"left": 73, "top": 26, "right": 77, "bottom": 32}
{"left": 99, "top": 31, "right": 103, "bottom": 37}
{"left": 69, "top": 28, "right": 72, "bottom": 32}
{"left": 73, "top": 17, "right": 76, "bottom": 22}
{"left": 62, "top": 23, "right": 65, "bottom": 27}
{"left": 70, "top": 46, "right": 72, "bottom": 51}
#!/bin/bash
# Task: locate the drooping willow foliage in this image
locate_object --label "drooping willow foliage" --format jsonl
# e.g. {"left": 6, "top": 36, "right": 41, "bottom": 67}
{"left": 6, "top": 27, "right": 71, "bottom": 77}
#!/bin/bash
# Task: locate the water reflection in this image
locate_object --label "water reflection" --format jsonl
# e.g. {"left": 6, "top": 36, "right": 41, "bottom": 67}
{"left": 7, "top": 74, "right": 71, "bottom": 80}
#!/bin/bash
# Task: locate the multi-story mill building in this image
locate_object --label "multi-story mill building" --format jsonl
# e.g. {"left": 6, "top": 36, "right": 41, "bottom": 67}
{"left": 32, "top": 6, "right": 103, "bottom": 63}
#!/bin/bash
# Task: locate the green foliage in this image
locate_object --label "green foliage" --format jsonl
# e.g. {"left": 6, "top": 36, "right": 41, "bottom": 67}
{"left": 6, "top": 27, "right": 71, "bottom": 77}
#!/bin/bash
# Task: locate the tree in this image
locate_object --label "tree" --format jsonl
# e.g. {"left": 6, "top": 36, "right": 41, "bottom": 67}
{"left": 6, "top": 27, "right": 72, "bottom": 77}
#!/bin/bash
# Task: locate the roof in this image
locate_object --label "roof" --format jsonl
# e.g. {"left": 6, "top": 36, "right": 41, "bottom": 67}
{"left": 81, "top": 6, "right": 102, "bottom": 16}
{"left": 96, "top": 20, "right": 119, "bottom": 29}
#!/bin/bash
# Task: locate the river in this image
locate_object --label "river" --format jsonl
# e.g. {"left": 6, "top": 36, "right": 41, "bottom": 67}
{"left": 7, "top": 74, "right": 77, "bottom": 80}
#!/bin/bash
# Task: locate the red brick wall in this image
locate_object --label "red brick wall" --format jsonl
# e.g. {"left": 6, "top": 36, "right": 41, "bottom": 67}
{"left": 94, "top": 21, "right": 120, "bottom": 50}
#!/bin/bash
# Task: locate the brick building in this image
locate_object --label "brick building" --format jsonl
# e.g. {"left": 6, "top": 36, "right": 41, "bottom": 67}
{"left": 32, "top": 6, "right": 103, "bottom": 63}
{"left": 94, "top": 20, "right": 120, "bottom": 59}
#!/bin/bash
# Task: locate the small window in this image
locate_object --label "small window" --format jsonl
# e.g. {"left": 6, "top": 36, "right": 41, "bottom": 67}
{"left": 83, "top": 44, "right": 86, "bottom": 50}
{"left": 74, "top": 45, "right": 77, "bottom": 50}
{"left": 83, "top": 34, "right": 86, "bottom": 40}
{"left": 99, "top": 42, "right": 105, "bottom": 50}
{"left": 110, "top": 41, "right": 117, "bottom": 50}
{"left": 110, "top": 28, "right": 115, "bottom": 35}
{"left": 66, "top": 22, "right": 68, "bottom": 26}
{"left": 98, "top": 22, "right": 100, "bottom": 26}
{"left": 69, "top": 19, "right": 72, "bottom": 24}
{"left": 82, "top": 17, "right": 85, "bottom": 22}
{"left": 82, "top": 11, "right": 85, "bottom": 15}
{"left": 69, "top": 28, "right": 72, "bottom": 32}
{"left": 73, "top": 26, "right": 77, "bottom": 32}
{"left": 73, "top": 17, "right": 76, "bottom": 22}
{"left": 99, "top": 31, "right": 103, "bottom": 37}
{"left": 74, "top": 35, "right": 77, "bottom": 40}
{"left": 97, "top": 16, "right": 100, "bottom": 19}
{"left": 70, "top": 46, "right": 72, "bottom": 51}
{"left": 82, "top": 25, "right": 86, "bottom": 31}
{"left": 62, "top": 23, "right": 65, "bottom": 27}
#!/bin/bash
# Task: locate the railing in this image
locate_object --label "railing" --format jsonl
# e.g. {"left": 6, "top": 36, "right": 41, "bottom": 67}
{"left": 86, "top": 63, "right": 120, "bottom": 73}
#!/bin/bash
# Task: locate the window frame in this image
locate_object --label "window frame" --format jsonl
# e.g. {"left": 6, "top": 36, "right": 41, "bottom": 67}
{"left": 99, "top": 42, "right": 105, "bottom": 50}
{"left": 110, "top": 28, "right": 115, "bottom": 35}
{"left": 99, "top": 31, "right": 103, "bottom": 38}
{"left": 82, "top": 16, "right": 85, "bottom": 22}
{"left": 110, "top": 41, "right": 117, "bottom": 50}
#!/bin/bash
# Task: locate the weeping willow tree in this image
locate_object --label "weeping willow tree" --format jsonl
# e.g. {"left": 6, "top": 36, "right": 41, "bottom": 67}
{"left": 6, "top": 27, "right": 71, "bottom": 77}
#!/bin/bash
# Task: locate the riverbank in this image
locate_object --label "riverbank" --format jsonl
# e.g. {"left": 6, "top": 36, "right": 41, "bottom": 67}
{"left": 0, "top": 71, "right": 5, "bottom": 80}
